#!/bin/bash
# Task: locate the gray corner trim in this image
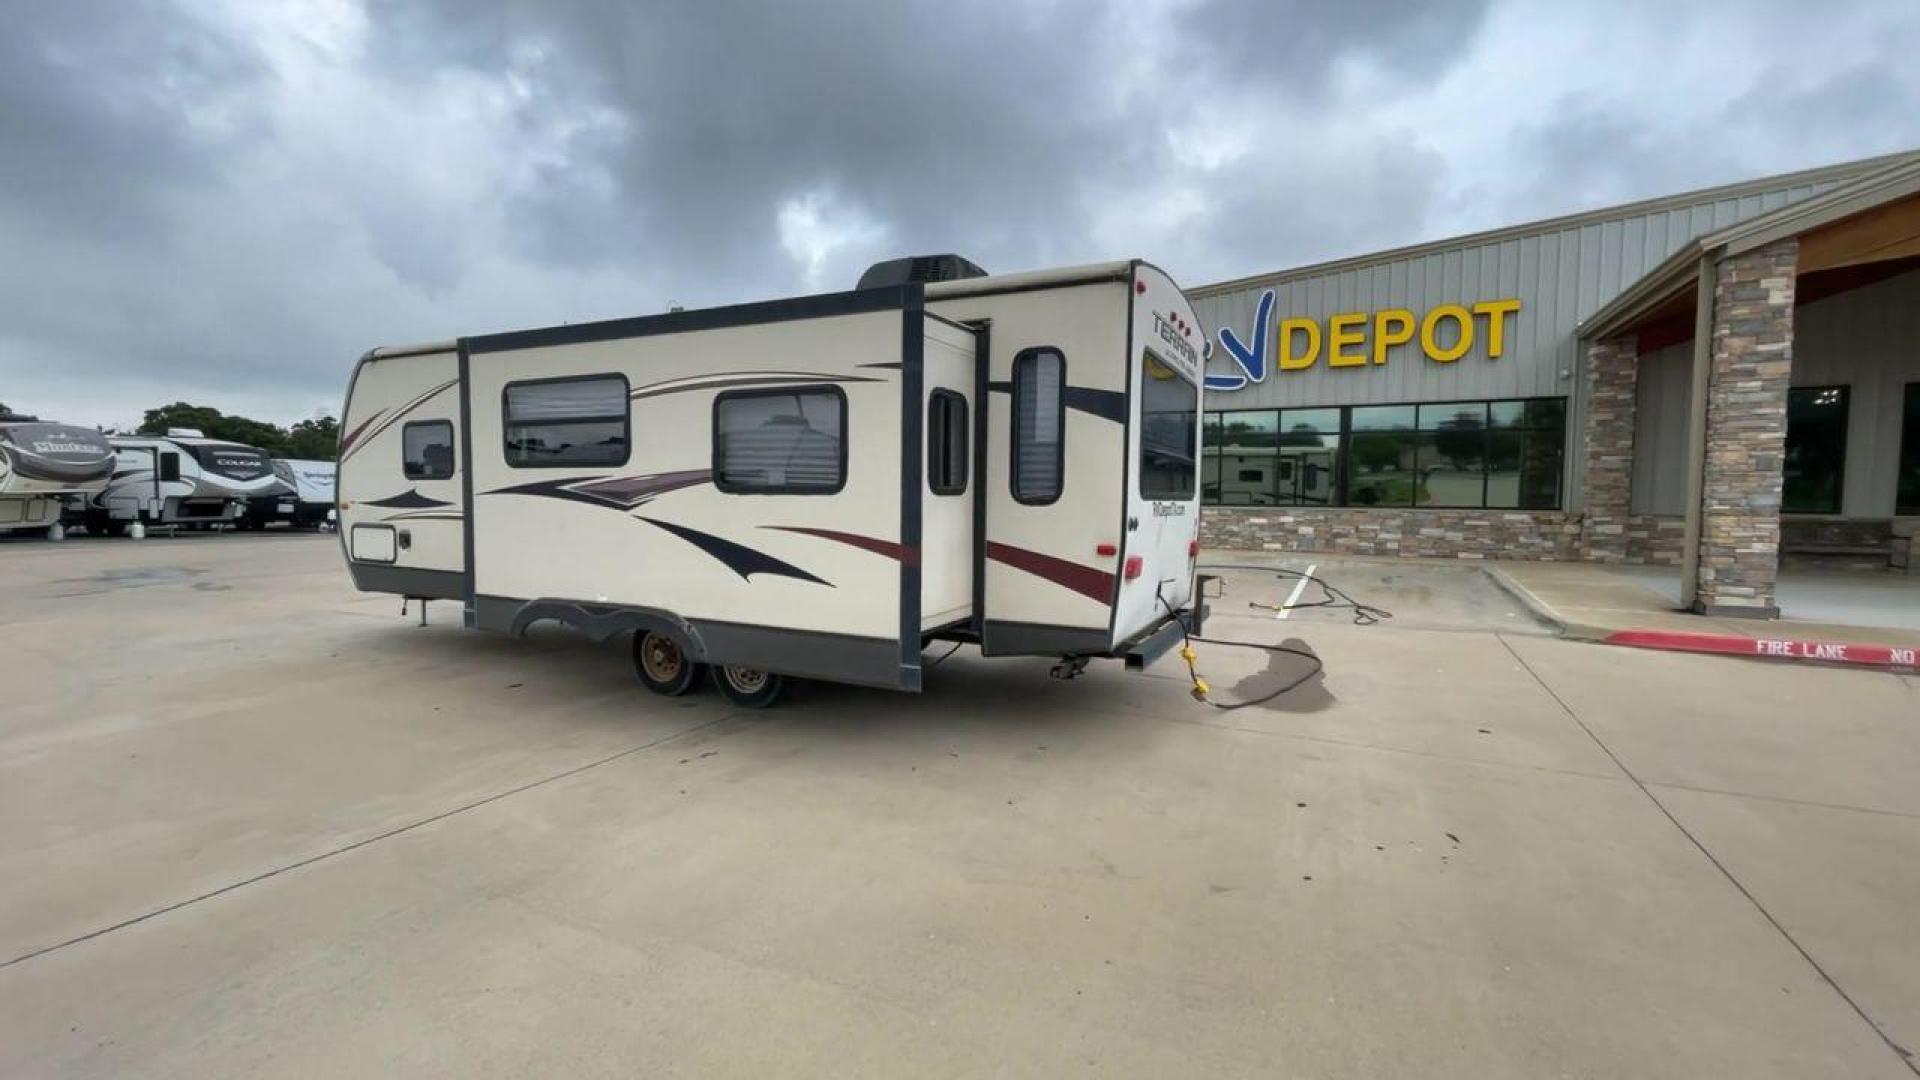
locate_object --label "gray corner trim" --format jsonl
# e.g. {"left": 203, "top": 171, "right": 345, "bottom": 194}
{"left": 1679, "top": 256, "right": 1717, "bottom": 611}
{"left": 899, "top": 292, "right": 926, "bottom": 692}
{"left": 457, "top": 343, "right": 477, "bottom": 628}
{"left": 348, "top": 563, "right": 466, "bottom": 600}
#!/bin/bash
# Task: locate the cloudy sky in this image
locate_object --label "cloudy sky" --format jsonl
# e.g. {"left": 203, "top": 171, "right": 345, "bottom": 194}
{"left": 4, "top": 0, "right": 1918, "bottom": 429}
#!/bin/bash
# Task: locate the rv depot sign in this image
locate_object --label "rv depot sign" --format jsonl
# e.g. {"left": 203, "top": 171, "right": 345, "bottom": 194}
{"left": 1205, "top": 288, "right": 1523, "bottom": 391}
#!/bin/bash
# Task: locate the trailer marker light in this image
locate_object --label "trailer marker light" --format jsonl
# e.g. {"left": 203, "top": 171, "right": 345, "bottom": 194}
{"left": 1123, "top": 555, "right": 1144, "bottom": 581}
{"left": 1096, "top": 542, "right": 1117, "bottom": 556}
{"left": 1188, "top": 539, "right": 1199, "bottom": 558}
{"left": 1135, "top": 280, "right": 1147, "bottom": 294}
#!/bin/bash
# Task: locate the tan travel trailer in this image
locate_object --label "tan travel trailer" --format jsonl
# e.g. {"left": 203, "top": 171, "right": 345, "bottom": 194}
{"left": 337, "top": 258, "right": 1207, "bottom": 706}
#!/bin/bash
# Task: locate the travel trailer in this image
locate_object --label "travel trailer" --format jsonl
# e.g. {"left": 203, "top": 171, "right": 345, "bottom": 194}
{"left": 79, "top": 430, "right": 283, "bottom": 534}
{"left": 0, "top": 415, "right": 115, "bottom": 536}
{"left": 243, "top": 459, "right": 337, "bottom": 529}
{"left": 338, "top": 257, "right": 1208, "bottom": 706}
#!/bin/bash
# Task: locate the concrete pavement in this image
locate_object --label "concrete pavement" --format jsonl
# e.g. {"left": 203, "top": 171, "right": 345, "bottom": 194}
{"left": 1, "top": 534, "right": 1916, "bottom": 1077}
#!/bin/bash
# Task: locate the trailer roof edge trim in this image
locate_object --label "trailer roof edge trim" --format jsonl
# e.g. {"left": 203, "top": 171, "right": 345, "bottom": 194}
{"left": 924, "top": 259, "right": 1134, "bottom": 300}
{"left": 463, "top": 285, "right": 921, "bottom": 356}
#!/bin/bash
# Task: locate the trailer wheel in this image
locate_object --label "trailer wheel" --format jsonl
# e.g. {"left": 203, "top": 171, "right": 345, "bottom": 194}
{"left": 633, "top": 630, "right": 705, "bottom": 696}
{"left": 712, "top": 665, "right": 786, "bottom": 709}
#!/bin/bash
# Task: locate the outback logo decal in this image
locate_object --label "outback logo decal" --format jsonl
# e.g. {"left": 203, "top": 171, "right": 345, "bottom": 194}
{"left": 1207, "top": 288, "right": 1275, "bottom": 391}
{"left": 1152, "top": 311, "right": 1200, "bottom": 372}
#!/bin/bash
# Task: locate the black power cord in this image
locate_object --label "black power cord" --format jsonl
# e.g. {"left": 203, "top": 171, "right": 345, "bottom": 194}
{"left": 1197, "top": 562, "right": 1393, "bottom": 626}
{"left": 1155, "top": 564, "right": 1394, "bottom": 710}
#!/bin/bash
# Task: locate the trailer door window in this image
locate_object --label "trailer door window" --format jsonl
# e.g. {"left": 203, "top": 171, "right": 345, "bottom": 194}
{"left": 714, "top": 386, "right": 846, "bottom": 493}
{"left": 1011, "top": 348, "right": 1064, "bottom": 505}
{"left": 928, "top": 389, "right": 968, "bottom": 496}
{"left": 403, "top": 421, "right": 456, "bottom": 480}
{"left": 158, "top": 451, "right": 180, "bottom": 482}
{"left": 1139, "top": 349, "right": 1197, "bottom": 500}
{"left": 504, "top": 375, "right": 629, "bottom": 468}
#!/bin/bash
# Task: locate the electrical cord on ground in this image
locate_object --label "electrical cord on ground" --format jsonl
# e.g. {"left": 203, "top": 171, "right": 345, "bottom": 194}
{"left": 1156, "top": 565, "right": 1393, "bottom": 711}
{"left": 922, "top": 641, "right": 964, "bottom": 670}
{"left": 1196, "top": 562, "right": 1393, "bottom": 626}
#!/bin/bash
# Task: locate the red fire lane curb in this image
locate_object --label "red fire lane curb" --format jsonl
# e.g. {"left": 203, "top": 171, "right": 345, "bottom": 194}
{"left": 1604, "top": 629, "right": 1920, "bottom": 669}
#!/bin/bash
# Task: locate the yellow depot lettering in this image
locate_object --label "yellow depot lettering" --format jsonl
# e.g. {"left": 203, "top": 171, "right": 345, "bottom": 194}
{"left": 1421, "top": 304, "right": 1473, "bottom": 363}
{"left": 1327, "top": 313, "right": 1368, "bottom": 367}
{"left": 1472, "top": 299, "right": 1521, "bottom": 358}
{"left": 1373, "top": 309, "right": 1414, "bottom": 365}
{"left": 1278, "top": 317, "right": 1321, "bottom": 371}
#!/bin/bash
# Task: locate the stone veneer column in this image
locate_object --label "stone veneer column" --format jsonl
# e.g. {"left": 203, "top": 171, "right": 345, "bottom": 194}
{"left": 1695, "top": 238, "right": 1797, "bottom": 616}
{"left": 1578, "top": 335, "right": 1638, "bottom": 562}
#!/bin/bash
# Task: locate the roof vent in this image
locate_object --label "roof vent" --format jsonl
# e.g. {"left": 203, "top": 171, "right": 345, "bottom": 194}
{"left": 856, "top": 254, "right": 988, "bottom": 290}
{"left": 166, "top": 427, "right": 205, "bottom": 438}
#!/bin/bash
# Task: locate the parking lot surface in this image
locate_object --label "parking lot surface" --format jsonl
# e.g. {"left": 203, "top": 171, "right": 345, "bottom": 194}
{"left": 2, "top": 535, "right": 1917, "bottom": 1077}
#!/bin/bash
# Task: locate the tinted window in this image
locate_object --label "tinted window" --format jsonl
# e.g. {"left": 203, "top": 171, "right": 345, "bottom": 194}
{"left": 1783, "top": 385, "right": 1848, "bottom": 514}
{"left": 928, "top": 390, "right": 968, "bottom": 496}
{"left": 504, "top": 376, "right": 629, "bottom": 468}
{"left": 714, "top": 387, "right": 846, "bottom": 493}
{"left": 1139, "top": 350, "right": 1197, "bottom": 500}
{"left": 158, "top": 452, "right": 181, "bottom": 483}
{"left": 403, "top": 421, "right": 456, "bottom": 480}
{"left": 1011, "top": 349, "right": 1064, "bottom": 504}
{"left": 1900, "top": 383, "right": 1920, "bottom": 516}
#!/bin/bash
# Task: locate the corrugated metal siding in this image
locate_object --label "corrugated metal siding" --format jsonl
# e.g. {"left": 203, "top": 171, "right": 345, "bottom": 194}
{"left": 1190, "top": 175, "right": 1854, "bottom": 507}
{"left": 1628, "top": 267, "right": 1920, "bottom": 518}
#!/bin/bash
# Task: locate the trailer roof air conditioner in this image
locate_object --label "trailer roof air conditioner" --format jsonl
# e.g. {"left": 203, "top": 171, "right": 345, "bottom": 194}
{"left": 856, "top": 254, "right": 987, "bottom": 290}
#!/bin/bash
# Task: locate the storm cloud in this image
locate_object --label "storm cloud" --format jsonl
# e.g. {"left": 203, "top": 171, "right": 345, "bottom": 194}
{"left": 3, "top": 0, "right": 1918, "bottom": 428}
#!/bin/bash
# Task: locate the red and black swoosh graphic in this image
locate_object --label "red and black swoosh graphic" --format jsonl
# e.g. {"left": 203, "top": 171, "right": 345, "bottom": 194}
{"left": 986, "top": 542, "right": 1113, "bottom": 604}
{"left": 629, "top": 371, "right": 884, "bottom": 402}
{"left": 763, "top": 526, "right": 917, "bottom": 566}
{"left": 339, "top": 377, "right": 458, "bottom": 462}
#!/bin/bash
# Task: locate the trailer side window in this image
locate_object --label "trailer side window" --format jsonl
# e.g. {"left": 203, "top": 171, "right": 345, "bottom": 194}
{"left": 504, "top": 375, "right": 629, "bottom": 468}
{"left": 403, "top": 421, "right": 456, "bottom": 480}
{"left": 1011, "top": 348, "right": 1064, "bottom": 505}
{"left": 928, "top": 390, "right": 968, "bottom": 496}
{"left": 158, "top": 452, "right": 181, "bottom": 483}
{"left": 713, "top": 387, "right": 846, "bottom": 494}
{"left": 1139, "top": 348, "right": 1197, "bottom": 500}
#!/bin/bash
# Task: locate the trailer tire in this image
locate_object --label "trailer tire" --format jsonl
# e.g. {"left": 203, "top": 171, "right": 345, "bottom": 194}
{"left": 633, "top": 630, "right": 705, "bottom": 696}
{"left": 712, "top": 665, "right": 786, "bottom": 709}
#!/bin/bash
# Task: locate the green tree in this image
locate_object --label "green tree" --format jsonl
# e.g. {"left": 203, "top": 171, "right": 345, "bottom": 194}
{"left": 283, "top": 416, "right": 339, "bottom": 460}
{"left": 138, "top": 402, "right": 290, "bottom": 454}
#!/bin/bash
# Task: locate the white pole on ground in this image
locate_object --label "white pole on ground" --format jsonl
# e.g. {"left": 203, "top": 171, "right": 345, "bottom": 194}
{"left": 1276, "top": 563, "right": 1316, "bottom": 620}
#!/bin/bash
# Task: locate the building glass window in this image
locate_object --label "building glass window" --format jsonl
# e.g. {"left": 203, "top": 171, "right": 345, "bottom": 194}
{"left": 1783, "top": 386, "right": 1848, "bottom": 514}
{"left": 1206, "top": 410, "right": 1278, "bottom": 505}
{"left": 504, "top": 375, "right": 629, "bottom": 468}
{"left": 1347, "top": 405, "right": 1418, "bottom": 507}
{"left": 1277, "top": 408, "right": 1340, "bottom": 506}
{"left": 1200, "top": 397, "right": 1567, "bottom": 511}
{"left": 1899, "top": 383, "right": 1920, "bottom": 516}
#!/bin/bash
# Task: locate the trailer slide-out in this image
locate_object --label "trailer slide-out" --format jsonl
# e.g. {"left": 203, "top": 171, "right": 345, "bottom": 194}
{"left": 338, "top": 256, "right": 1208, "bottom": 707}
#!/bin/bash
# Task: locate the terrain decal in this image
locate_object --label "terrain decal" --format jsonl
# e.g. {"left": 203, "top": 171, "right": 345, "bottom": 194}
{"left": 362, "top": 489, "right": 453, "bottom": 509}
{"left": 638, "top": 518, "right": 830, "bottom": 586}
{"left": 628, "top": 371, "right": 883, "bottom": 401}
{"left": 486, "top": 469, "right": 712, "bottom": 510}
{"left": 985, "top": 542, "right": 1114, "bottom": 604}
{"left": 763, "top": 526, "right": 918, "bottom": 566}
{"left": 338, "top": 377, "right": 458, "bottom": 463}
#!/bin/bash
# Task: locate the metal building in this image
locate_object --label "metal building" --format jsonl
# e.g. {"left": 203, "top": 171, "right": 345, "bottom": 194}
{"left": 1190, "top": 150, "right": 1920, "bottom": 614}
